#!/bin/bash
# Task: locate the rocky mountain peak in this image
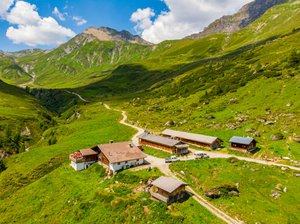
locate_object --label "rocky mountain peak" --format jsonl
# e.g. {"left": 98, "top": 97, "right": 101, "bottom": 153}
{"left": 82, "top": 27, "right": 150, "bottom": 45}
{"left": 186, "top": 0, "right": 288, "bottom": 39}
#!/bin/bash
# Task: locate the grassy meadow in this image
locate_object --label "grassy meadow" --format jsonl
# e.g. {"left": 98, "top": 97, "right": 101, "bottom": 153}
{"left": 170, "top": 158, "right": 300, "bottom": 224}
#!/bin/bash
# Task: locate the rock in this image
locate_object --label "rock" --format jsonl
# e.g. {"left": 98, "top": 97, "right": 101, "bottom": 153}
{"left": 205, "top": 184, "right": 239, "bottom": 199}
{"left": 246, "top": 128, "right": 255, "bottom": 133}
{"left": 283, "top": 187, "right": 287, "bottom": 193}
{"left": 21, "top": 126, "right": 31, "bottom": 136}
{"left": 275, "top": 184, "right": 283, "bottom": 191}
{"left": 165, "top": 120, "right": 175, "bottom": 127}
{"left": 294, "top": 174, "right": 300, "bottom": 177}
{"left": 281, "top": 167, "right": 289, "bottom": 171}
{"left": 229, "top": 98, "right": 238, "bottom": 104}
{"left": 228, "top": 191, "right": 239, "bottom": 197}
{"left": 293, "top": 136, "right": 300, "bottom": 143}
{"left": 206, "top": 115, "right": 215, "bottom": 120}
{"left": 271, "top": 133, "right": 284, "bottom": 141}
{"left": 265, "top": 121, "right": 276, "bottom": 125}
{"left": 286, "top": 102, "right": 293, "bottom": 107}
{"left": 253, "top": 132, "right": 261, "bottom": 137}
{"left": 257, "top": 118, "right": 266, "bottom": 123}
{"left": 270, "top": 191, "right": 281, "bottom": 199}
{"left": 283, "top": 157, "right": 291, "bottom": 161}
{"left": 180, "top": 171, "right": 186, "bottom": 176}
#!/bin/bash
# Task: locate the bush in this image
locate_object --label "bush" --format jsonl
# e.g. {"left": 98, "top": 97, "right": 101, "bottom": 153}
{"left": 0, "top": 159, "right": 6, "bottom": 172}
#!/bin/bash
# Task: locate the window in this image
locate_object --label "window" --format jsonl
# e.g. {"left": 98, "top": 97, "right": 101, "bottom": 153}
{"left": 117, "top": 162, "right": 120, "bottom": 165}
{"left": 125, "top": 161, "right": 128, "bottom": 164}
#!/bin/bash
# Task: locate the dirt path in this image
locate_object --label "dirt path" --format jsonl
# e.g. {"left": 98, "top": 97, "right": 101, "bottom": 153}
{"left": 188, "top": 148, "right": 300, "bottom": 171}
{"left": 18, "top": 73, "right": 36, "bottom": 89}
{"left": 103, "top": 103, "right": 241, "bottom": 224}
{"left": 65, "top": 90, "right": 89, "bottom": 102}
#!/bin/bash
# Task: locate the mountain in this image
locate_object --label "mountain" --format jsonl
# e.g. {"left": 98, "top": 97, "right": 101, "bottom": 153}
{"left": 82, "top": 27, "right": 150, "bottom": 45}
{"left": 186, "top": 0, "right": 288, "bottom": 39}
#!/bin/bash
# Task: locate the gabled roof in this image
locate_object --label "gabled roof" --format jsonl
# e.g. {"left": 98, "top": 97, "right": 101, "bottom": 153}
{"left": 80, "top": 149, "right": 98, "bottom": 156}
{"left": 98, "top": 142, "right": 146, "bottom": 164}
{"left": 229, "top": 136, "right": 256, "bottom": 145}
{"left": 137, "top": 133, "right": 183, "bottom": 147}
{"left": 162, "top": 129, "right": 221, "bottom": 145}
{"left": 151, "top": 176, "right": 187, "bottom": 193}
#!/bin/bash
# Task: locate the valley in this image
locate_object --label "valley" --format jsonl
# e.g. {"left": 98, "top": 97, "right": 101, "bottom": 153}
{"left": 1, "top": 0, "right": 300, "bottom": 223}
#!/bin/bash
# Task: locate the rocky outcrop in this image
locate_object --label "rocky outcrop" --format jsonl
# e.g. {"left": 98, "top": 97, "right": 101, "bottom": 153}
{"left": 186, "top": 0, "right": 288, "bottom": 39}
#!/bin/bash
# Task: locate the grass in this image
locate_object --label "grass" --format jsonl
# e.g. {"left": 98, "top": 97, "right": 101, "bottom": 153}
{"left": 143, "top": 146, "right": 172, "bottom": 158}
{"left": 0, "top": 102, "right": 223, "bottom": 224}
{"left": 170, "top": 158, "right": 300, "bottom": 224}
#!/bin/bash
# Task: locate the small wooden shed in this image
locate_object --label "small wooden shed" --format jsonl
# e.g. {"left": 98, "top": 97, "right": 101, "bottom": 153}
{"left": 229, "top": 136, "right": 257, "bottom": 151}
{"left": 149, "top": 176, "right": 187, "bottom": 204}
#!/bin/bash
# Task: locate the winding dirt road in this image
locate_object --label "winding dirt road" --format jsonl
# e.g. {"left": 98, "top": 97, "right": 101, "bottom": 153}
{"left": 103, "top": 103, "right": 241, "bottom": 224}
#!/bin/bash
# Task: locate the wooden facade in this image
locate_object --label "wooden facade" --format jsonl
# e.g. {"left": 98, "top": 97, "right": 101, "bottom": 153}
{"left": 139, "top": 139, "right": 187, "bottom": 155}
{"left": 99, "top": 152, "right": 109, "bottom": 165}
{"left": 150, "top": 185, "right": 186, "bottom": 204}
{"left": 231, "top": 141, "right": 256, "bottom": 151}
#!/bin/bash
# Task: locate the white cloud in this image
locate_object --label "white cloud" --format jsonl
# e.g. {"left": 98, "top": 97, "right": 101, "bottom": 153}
{"left": 130, "top": 8, "right": 155, "bottom": 32}
{"left": 52, "top": 6, "right": 66, "bottom": 21}
{"left": 4, "top": 1, "right": 75, "bottom": 47}
{"left": 72, "top": 16, "right": 87, "bottom": 26}
{"left": 131, "top": 0, "right": 253, "bottom": 43}
{"left": 0, "top": 0, "right": 14, "bottom": 18}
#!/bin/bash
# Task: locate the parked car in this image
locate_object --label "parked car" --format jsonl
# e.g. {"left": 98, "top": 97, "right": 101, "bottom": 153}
{"left": 194, "top": 152, "right": 210, "bottom": 159}
{"left": 165, "top": 156, "right": 180, "bottom": 163}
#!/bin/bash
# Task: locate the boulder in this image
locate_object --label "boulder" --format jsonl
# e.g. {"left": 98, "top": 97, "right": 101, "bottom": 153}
{"left": 206, "top": 115, "right": 215, "bottom": 120}
{"left": 253, "top": 132, "right": 261, "bottom": 137}
{"left": 265, "top": 121, "right": 276, "bottom": 125}
{"left": 246, "top": 128, "right": 255, "bottom": 133}
{"left": 293, "top": 136, "right": 300, "bottom": 143}
{"left": 205, "top": 184, "right": 239, "bottom": 199}
{"left": 271, "top": 133, "right": 284, "bottom": 141}
{"left": 165, "top": 120, "right": 175, "bottom": 127}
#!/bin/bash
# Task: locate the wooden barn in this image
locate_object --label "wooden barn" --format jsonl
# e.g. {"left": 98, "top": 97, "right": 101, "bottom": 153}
{"left": 149, "top": 176, "right": 187, "bottom": 204}
{"left": 137, "top": 133, "right": 189, "bottom": 155}
{"left": 229, "top": 136, "right": 257, "bottom": 152}
{"left": 93, "top": 142, "right": 146, "bottom": 173}
{"left": 69, "top": 149, "right": 99, "bottom": 171}
{"left": 162, "top": 129, "right": 223, "bottom": 149}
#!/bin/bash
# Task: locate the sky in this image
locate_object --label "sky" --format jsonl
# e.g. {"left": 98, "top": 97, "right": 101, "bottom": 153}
{"left": 0, "top": 0, "right": 252, "bottom": 52}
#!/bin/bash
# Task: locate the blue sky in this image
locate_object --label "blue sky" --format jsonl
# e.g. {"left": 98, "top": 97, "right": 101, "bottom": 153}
{"left": 0, "top": 0, "right": 251, "bottom": 52}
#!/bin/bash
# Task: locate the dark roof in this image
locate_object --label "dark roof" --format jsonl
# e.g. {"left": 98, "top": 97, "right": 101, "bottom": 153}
{"left": 162, "top": 129, "right": 222, "bottom": 145}
{"left": 137, "top": 133, "right": 183, "bottom": 147}
{"left": 229, "top": 136, "right": 256, "bottom": 145}
{"left": 151, "top": 176, "right": 187, "bottom": 193}
{"left": 80, "top": 149, "right": 98, "bottom": 156}
{"left": 98, "top": 142, "right": 146, "bottom": 163}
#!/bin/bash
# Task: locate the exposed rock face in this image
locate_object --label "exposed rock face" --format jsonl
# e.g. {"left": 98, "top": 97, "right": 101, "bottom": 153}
{"left": 205, "top": 184, "right": 239, "bottom": 199}
{"left": 82, "top": 27, "right": 150, "bottom": 45}
{"left": 186, "top": 0, "right": 288, "bottom": 39}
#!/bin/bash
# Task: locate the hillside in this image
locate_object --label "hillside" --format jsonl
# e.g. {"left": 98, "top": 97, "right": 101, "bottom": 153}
{"left": 0, "top": 81, "right": 52, "bottom": 156}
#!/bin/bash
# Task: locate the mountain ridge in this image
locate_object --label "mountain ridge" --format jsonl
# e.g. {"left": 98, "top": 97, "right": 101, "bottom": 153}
{"left": 186, "top": 0, "right": 288, "bottom": 39}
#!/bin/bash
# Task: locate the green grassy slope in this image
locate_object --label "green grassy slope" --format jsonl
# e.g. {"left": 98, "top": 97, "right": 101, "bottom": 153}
{"left": 0, "top": 103, "right": 222, "bottom": 224}
{"left": 0, "top": 54, "right": 31, "bottom": 85}
{"left": 0, "top": 81, "right": 52, "bottom": 154}
{"left": 170, "top": 159, "right": 300, "bottom": 224}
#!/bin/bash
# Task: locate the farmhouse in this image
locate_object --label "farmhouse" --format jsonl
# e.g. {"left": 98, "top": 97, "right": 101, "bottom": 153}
{"left": 94, "top": 142, "right": 146, "bottom": 173}
{"left": 69, "top": 149, "right": 99, "bottom": 171}
{"left": 137, "top": 133, "right": 189, "bottom": 155}
{"left": 162, "top": 129, "right": 222, "bottom": 149}
{"left": 149, "top": 176, "right": 187, "bottom": 204}
{"left": 229, "top": 136, "right": 257, "bottom": 152}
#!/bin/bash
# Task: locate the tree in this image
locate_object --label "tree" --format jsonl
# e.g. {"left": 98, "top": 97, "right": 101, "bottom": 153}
{"left": 288, "top": 50, "right": 300, "bottom": 67}
{"left": 0, "top": 160, "right": 6, "bottom": 172}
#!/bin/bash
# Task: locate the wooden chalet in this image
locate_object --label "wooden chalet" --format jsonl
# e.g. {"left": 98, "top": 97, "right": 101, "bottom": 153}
{"left": 229, "top": 136, "right": 257, "bottom": 152}
{"left": 137, "top": 133, "right": 189, "bottom": 155}
{"left": 69, "top": 149, "right": 99, "bottom": 171}
{"left": 149, "top": 176, "right": 187, "bottom": 204}
{"left": 93, "top": 142, "right": 146, "bottom": 173}
{"left": 162, "top": 129, "right": 223, "bottom": 149}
